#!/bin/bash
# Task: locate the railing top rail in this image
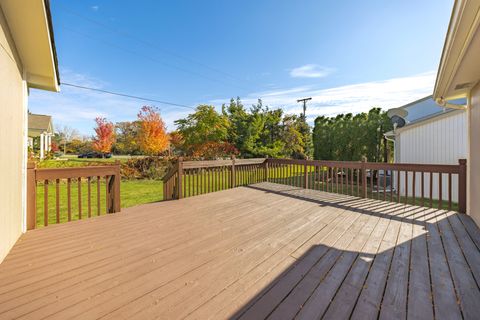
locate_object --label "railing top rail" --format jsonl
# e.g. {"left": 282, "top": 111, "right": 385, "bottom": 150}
{"left": 267, "top": 158, "right": 463, "bottom": 173}
{"left": 183, "top": 158, "right": 266, "bottom": 169}
{"left": 267, "top": 158, "right": 363, "bottom": 168}
{"left": 35, "top": 165, "right": 119, "bottom": 180}
{"left": 364, "top": 162, "right": 461, "bottom": 173}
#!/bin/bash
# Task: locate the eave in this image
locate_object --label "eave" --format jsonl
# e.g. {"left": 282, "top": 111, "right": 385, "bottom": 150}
{"left": 433, "top": 0, "right": 480, "bottom": 103}
{"left": 0, "top": 0, "right": 60, "bottom": 92}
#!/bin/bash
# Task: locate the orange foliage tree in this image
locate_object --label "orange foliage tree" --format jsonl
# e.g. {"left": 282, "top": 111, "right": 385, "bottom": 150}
{"left": 92, "top": 117, "right": 115, "bottom": 155}
{"left": 137, "top": 106, "right": 170, "bottom": 155}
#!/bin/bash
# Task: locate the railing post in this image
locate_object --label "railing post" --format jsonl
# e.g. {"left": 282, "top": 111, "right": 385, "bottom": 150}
{"left": 177, "top": 157, "right": 183, "bottom": 199}
{"left": 264, "top": 158, "right": 268, "bottom": 182}
{"left": 361, "top": 157, "right": 367, "bottom": 198}
{"left": 107, "top": 161, "right": 121, "bottom": 213}
{"left": 304, "top": 159, "right": 308, "bottom": 189}
{"left": 231, "top": 155, "right": 236, "bottom": 188}
{"left": 458, "top": 158, "right": 467, "bottom": 214}
{"left": 114, "top": 161, "right": 121, "bottom": 212}
{"left": 26, "top": 161, "right": 37, "bottom": 230}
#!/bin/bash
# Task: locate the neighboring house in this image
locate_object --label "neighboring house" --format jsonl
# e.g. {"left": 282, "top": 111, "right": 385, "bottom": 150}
{"left": 434, "top": 0, "right": 480, "bottom": 226}
{"left": 386, "top": 96, "right": 467, "bottom": 202}
{"left": 28, "top": 113, "right": 54, "bottom": 159}
{"left": 0, "top": 0, "right": 59, "bottom": 262}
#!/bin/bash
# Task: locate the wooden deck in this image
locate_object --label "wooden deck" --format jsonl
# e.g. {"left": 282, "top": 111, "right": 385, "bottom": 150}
{"left": 1, "top": 182, "right": 480, "bottom": 319}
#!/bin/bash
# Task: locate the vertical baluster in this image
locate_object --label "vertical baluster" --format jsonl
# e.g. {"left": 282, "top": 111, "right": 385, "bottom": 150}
{"left": 367, "top": 169, "right": 375, "bottom": 199}
{"left": 356, "top": 169, "right": 360, "bottom": 196}
{"left": 105, "top": 176, "right": 109, "bottom": 214}
{"left": 448, "top": 173, "right": 452, "bottom": 211}
{"left": 185, "top": 169, "right": 189, "bottom": 196}
{"left": 67, "top": 178, "right": 72, "bottom": 221}
{"left": 345, "top": 168, "right": 348, "bottom": 195}
{"left": 44, "top": 180, "right": 49, "bottom": 226}
{"left": 382, "top": 169, "right": 386, "bottom": 201}
{"left": 351, "top": 168, "right": 354, "bottom": 195}
{"left": 397, "top": 171, "right": 400, "bottom": 203}
{"left": 340, "top": 167, "right": 343, "bottom": 194}
{"left": 97, "top": 176, "right": 101, "bottom": 215}
{"left": 390, "top": 170, "right": 394, "bottom": 202}
{"left": 412, "top": 171, "right": 416, "bottom": 206}
{"left": 55, "top": 179, "right": 60, "bottom": 224}
{"left": 438, "top": 172, "right": 443, "bottom": 209}
{"left": 430, "top": 172, "right": 433, "bottom": 208}
{"left": 404, "top": 171, "right": 408, "bottom": 205}
{"left": 321, "top": 166, "right": 325, "bottom": 191}
{"left": 326, "top": 167, "right": 329, "bottom": 192}
{"left": 420, "top": 171, "right": 425, "bottom": 207}
{"left": 87, "top": 177, "right": 91, "bottom": 218}
{"left": 78, "top": 177, "right": 82, "bottom": 219}
{"left": 376, "top": 170, "right": 380, "bottom": 200}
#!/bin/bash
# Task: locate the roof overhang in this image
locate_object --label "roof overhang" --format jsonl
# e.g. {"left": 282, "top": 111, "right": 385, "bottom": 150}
{"left": 433, "top": 0, "right": 480, "bottom": 103}
{"left": 0, "top": 0, "right": 59, "bottom": 92}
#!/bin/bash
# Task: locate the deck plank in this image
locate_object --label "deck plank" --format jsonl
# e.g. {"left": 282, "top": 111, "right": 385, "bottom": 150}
{"left": 0, "top": 182, "right": 478, "bottom": 320}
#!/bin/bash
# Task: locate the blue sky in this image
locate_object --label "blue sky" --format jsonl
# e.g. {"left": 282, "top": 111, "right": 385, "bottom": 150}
{"left": 30, "top": 0, "right": 454, "bottom": 135}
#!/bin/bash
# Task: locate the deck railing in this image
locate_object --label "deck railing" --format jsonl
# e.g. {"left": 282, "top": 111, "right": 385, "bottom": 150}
{"left": 27, "top": 161, "right": 121, "bottom": 229}
{"left": 163, "top": 157, "right": 467, "bottom": 213}
{"left": 162, "top": 157, "right": 266, "bottom": 200}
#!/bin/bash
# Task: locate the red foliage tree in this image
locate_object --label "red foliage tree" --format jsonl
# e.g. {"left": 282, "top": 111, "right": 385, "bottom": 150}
{"left": 137, "top": 106, "right": 170, "bottom": 155}
{"left": 92, "top": 117, "right": 115, "bottom": 155}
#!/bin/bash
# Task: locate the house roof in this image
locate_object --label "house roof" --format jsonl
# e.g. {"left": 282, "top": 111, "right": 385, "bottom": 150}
{"left": 434, "top": 0, "right": 480, "bottom": 102}
{"left": 385, "top": 95, "right": 466, "bottom": 135}
{"left": 28, "top": 113, "right": 53, "bottom": 134}
{"left": 0, "top": 0, "right": 60, "bottom": 92}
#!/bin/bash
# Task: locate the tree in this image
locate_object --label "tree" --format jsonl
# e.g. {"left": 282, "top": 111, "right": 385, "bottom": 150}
{"left": 92, "top": 117, "right": 115, "bottom": 155}
{"left": 168, "top": 130, "right": 185, "bottom": 156}
{"left": 137, "top": 106, "right": 170, "bottom": 155}
{"left": 312, "top": 107, "right": 393, "bottom": 162}
{"left": 114, "top": 121, "right": 141, "bottom": 155}
{"left": 57, "top": 125, "right": 79, "bottom": 155}
{"left": 175, "top": 105, "right": 230, "bottom": 158}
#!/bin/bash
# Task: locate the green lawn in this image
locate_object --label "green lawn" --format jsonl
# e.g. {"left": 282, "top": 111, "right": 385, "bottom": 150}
{"left": 36, "top": 179, "right": 162, "bottom": 227}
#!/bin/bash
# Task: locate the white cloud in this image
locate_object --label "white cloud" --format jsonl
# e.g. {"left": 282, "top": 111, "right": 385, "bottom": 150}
{"left": 290, "top": 64, "right": 334, "bottom": 78}
{"left": 211, "top": 71, "right": 436, "bottom": 124}
{"left": 91, "top": 5, "right": 99, "bottom": 11}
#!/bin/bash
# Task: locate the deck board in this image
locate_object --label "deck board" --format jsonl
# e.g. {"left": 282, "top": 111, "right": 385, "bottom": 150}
{"left": 0, "top": 182, "right": 479, "bottom": 319}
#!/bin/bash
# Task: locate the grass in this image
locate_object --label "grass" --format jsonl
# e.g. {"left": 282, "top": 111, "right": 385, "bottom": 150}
{"left": 36, "top": 179, "right": 162, "bottom": 227}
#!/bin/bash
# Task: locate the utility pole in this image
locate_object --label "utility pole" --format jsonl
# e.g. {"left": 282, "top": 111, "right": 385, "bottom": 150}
{"left": 297, "top": 97, "right": 312, "bottom": 118}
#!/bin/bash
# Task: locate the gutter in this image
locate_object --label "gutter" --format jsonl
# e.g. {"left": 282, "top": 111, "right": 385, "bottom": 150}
{"left": 435, "top": 97, "right": 467, "bottom": 110}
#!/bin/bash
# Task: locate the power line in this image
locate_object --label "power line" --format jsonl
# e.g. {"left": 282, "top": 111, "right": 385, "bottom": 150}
{"left": 56, "top": 3, "right": 252, "bottom": 87}
{"left": 60, "top": 25, "right": 251, "bottom": 92}
{"left": 62, "top": 82, "right": 196, "bottom": 110}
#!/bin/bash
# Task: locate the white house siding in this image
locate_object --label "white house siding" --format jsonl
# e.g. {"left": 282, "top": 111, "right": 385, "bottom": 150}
{"left": 0, "top": 7, "right": 26, "bottom": 263}
{"left": 469, "top": 82, "right": 480, "bottom": 226}
{"left": 395, "top": 110, "right": 467, "bottom": 203}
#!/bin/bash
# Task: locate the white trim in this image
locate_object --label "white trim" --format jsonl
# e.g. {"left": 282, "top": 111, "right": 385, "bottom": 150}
{"left": 434, "top": 0, "right": 480, "bottom": 100}
{"left": 466, "top": 90, "right": 472, "bottom": 214}
{"left": 21, "top": 71, "right": 28, "bottom": 233}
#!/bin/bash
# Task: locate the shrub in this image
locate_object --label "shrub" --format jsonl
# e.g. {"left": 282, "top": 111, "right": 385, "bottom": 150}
{"left": 120, "top": 156, "right": 172, "bottom": 180}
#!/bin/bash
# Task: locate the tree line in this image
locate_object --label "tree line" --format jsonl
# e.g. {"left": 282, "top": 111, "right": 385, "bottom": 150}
{"left": 55, "top": 99, "right": 393, "bottom": 162}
